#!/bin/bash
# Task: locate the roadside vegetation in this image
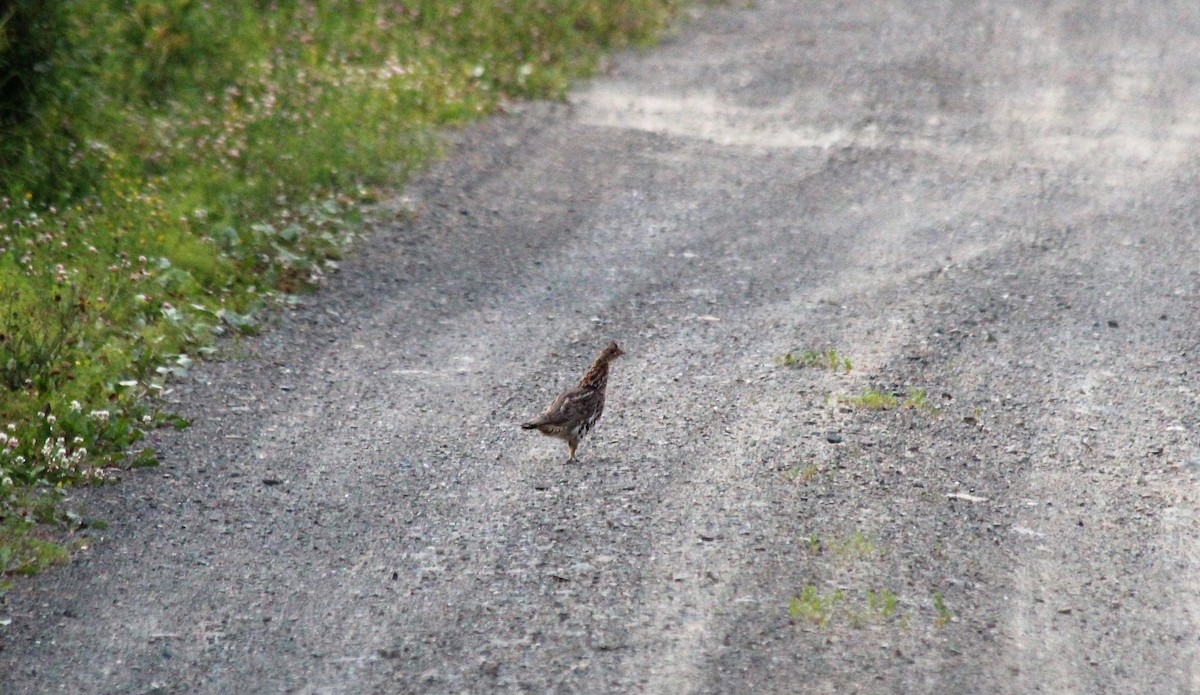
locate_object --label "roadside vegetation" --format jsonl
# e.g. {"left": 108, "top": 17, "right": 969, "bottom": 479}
{"left": 0, "top": 0, "right": 682, "bottom": 583}
{"left": 779, "top": 347, "right": 852, "bottom": 372}
{"left": 838, "top": 386, "right": 937, "bottom": 413}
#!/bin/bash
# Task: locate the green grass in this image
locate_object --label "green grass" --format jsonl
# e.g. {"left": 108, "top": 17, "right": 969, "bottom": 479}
{"left": 901, "top": 388, "right": 936, "bottom": 412}
{"left": 784, "top": 463, "right": 819, "bottom": 483}
{"left": 0, "top": 0, "right": 684, "bottom": 583}
{"left": 827, "top": 530, "right": 879, "bottom": 561}
{"left": 799, "top": 530, "right": 880, "bottom": 562}
{"left": 0, "top": 520, "right": 70, "bottom": 580}
{"left": 788, "top": 585, "right": 845, "bottom": 627}
{"left": 779, "top": 347, "right": 852, "bottom": 372}
{"left": 866, "top": 588, "right": 899, "bottom": 620}
{"left": 933, "top": 591, "right": 953, "bottom": 627}
{"left": 788, "top": 585, "right": 904, "bottom": 629}
{"left": 0, "top": 490, "right": 79, "bottom": 585}
{"left": 839, "top": 387, "right": 937, "bottom": 412}
{"left": 842, "top": 388, "right": 898, "bottom": 410}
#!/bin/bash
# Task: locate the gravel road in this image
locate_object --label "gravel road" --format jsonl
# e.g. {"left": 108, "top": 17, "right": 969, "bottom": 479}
{"left": 4, "top": 0, "right": 1200, "bottom": 692}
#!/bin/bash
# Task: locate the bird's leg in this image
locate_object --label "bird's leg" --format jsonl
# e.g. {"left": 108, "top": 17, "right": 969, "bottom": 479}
{"left": 566, "top": 439, "right": 578, "bottom": 464}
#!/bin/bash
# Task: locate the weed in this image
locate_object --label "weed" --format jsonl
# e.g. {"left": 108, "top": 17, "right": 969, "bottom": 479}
{"left": 800, "top": 530, "right": 880, "bottom": 562}
{"left": 846, "top": 589, "right": 902, "bottom": 628}
{"left": 828, "top": 531, "right": 879, "bottom": 561}
{"left": 0, "top": 491, "right": 75, "bottom": 584}
{"left": 933, "top": 591, "right": 953, "bottom": 627}
{"left": 867, "top": 589, "right": 899, "bottom": 619}
{"left": 785, "top": 463, "right": 819, "bottom": 483}
{"left": 779, "top": 348, "right": 852, "bottom": 372}
{"left": 901, "top": 388, "right": 938, "bottom": 413}
{"left": 789, "top": 585, "right": 905, "bottom": 629}
{"left": 0, "top": 522, "right": 69, "bottom": 578}
{"left": 839, "top": 387, "right": 938, "bottom": 413}
{"left": 788, "top": 585, "right": 844, "bottom": 627}
{"left": 842, "top": 388, "right": 898, "bottom": 410}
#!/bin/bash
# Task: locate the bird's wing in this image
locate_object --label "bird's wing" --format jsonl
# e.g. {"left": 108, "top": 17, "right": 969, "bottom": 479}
{"left": 526, "top": 385, "right": 600, "bottom": 427}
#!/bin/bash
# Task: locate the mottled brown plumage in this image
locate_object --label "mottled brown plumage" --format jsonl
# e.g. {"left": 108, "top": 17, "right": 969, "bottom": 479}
{"left": 521, "top": 341, "right": 624, "bottom": 463}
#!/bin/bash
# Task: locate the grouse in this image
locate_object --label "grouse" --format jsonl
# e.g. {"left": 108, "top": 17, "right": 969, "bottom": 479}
{"left": 521, "top": 341, "right": 624, "bottom": 463}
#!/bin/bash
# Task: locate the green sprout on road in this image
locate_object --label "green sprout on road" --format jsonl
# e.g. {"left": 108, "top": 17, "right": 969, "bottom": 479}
{"left": 840, "top": 387, "right": 938, "bottom": 412}
{"left": 779, "top": 348, "right": 852, "bottom": 372}
{"left": 933, "top": 591, "right": 953, "bottom": 627}
{"left": 789, "top": 585, "right": 845, "bottom": 627}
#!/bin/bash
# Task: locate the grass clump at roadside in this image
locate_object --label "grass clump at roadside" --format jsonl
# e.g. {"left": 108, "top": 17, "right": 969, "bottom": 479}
{"left": 788, "top": 585, "right": 845, "bottom": 628}
{"left": 779, "top": 347, "right": 852, "bottom": 372}
{"left": 839, "top": 387, "right": 937, "bottom": 412}
{"left": 0, "top": 0, "right": 683, "bottom": 580}
{"left": 799, "top": 530, "right": 880, "bottom": 562}
{"left": 932, "top": 590, "right": 953, "bottom": 627}
{"left": 787, "top": 585, "right": 903, "bottom": 629}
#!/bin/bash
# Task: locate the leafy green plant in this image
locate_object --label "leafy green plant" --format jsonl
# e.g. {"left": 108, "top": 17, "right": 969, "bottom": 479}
{"left": 841, "top": 388, "right": 898, "bottom": 410}
{"left": 798, "top": 535, "right": 822, "bottom": 554}
{"left": 867, "top": 589, "right": 899, "bottom": 619}
{"left": 828, "top": 531, "right": 878, "bottom": 561}
{"left": 0, "top": 519, "right": 69, "bottom": 578}
{"left": 779, "top": 347, "right": 852, "bottom": 372}
{"left": 839, "top": 387, "right": 937, "bottom": 412}
{"left": 798, "top": 530, "right": 880, "bottom": 562}
{"left": 785, "top": 463, "right": 819, "bottom": 483}
{"left": 789, "top": 585, "right": 905, "bottom": 629}
{"left": 0, "top": 0, "right": 685, "bottom": 574}
{"left": 845, "top": 588, "right": 903, "bottom": 628}
{"left": 901, "top": 388, "right": 937, "bottom": 412}
{"left": 933, "top": 591, "right": 953, "bottom": 627}
{"left": 788, "top": 585, "right": 844, "bottom": 627}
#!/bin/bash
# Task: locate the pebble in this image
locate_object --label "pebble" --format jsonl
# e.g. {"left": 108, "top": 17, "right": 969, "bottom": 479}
{"left": 826, "top": 433, "right": 843, "bottom": 444}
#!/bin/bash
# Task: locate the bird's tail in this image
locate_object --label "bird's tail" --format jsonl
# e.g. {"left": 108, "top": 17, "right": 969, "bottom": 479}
{"left": 520, "top": 422, "right": 538, "bottom": 430}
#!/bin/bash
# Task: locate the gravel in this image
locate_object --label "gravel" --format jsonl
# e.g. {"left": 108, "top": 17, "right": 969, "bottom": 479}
{"left": 3, "top": 0, "right": 1200, "bottom": 692}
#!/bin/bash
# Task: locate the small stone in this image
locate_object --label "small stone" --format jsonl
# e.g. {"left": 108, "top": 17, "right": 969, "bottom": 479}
{"left": 826, "top": 433, "right": 843, "bottom": 444}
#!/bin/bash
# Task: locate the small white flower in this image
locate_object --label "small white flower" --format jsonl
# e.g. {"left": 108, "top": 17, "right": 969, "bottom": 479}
{"left": 46, "top": 414, "right": 57, "bottom": 425}
{"left": 142, "top": 415, "right": 152, "bottom": 423}
{"left": 70, "top": 400, "right": 82, "bottom": 412}
{"left": 5, "top": 423, "right": 14, "bottom": 431}
{"left": 89, "top": 410, "right": 110, "bottom": 422}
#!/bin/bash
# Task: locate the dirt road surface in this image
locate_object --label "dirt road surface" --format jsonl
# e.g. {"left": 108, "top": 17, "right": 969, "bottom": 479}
{"left": 4, "top": 0, "right": 1200, "bottom": 692}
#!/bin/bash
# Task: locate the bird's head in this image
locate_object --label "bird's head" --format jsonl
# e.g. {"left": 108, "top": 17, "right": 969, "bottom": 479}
{"left": 599, "top": 341, "right": 625, "bottom": 362}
